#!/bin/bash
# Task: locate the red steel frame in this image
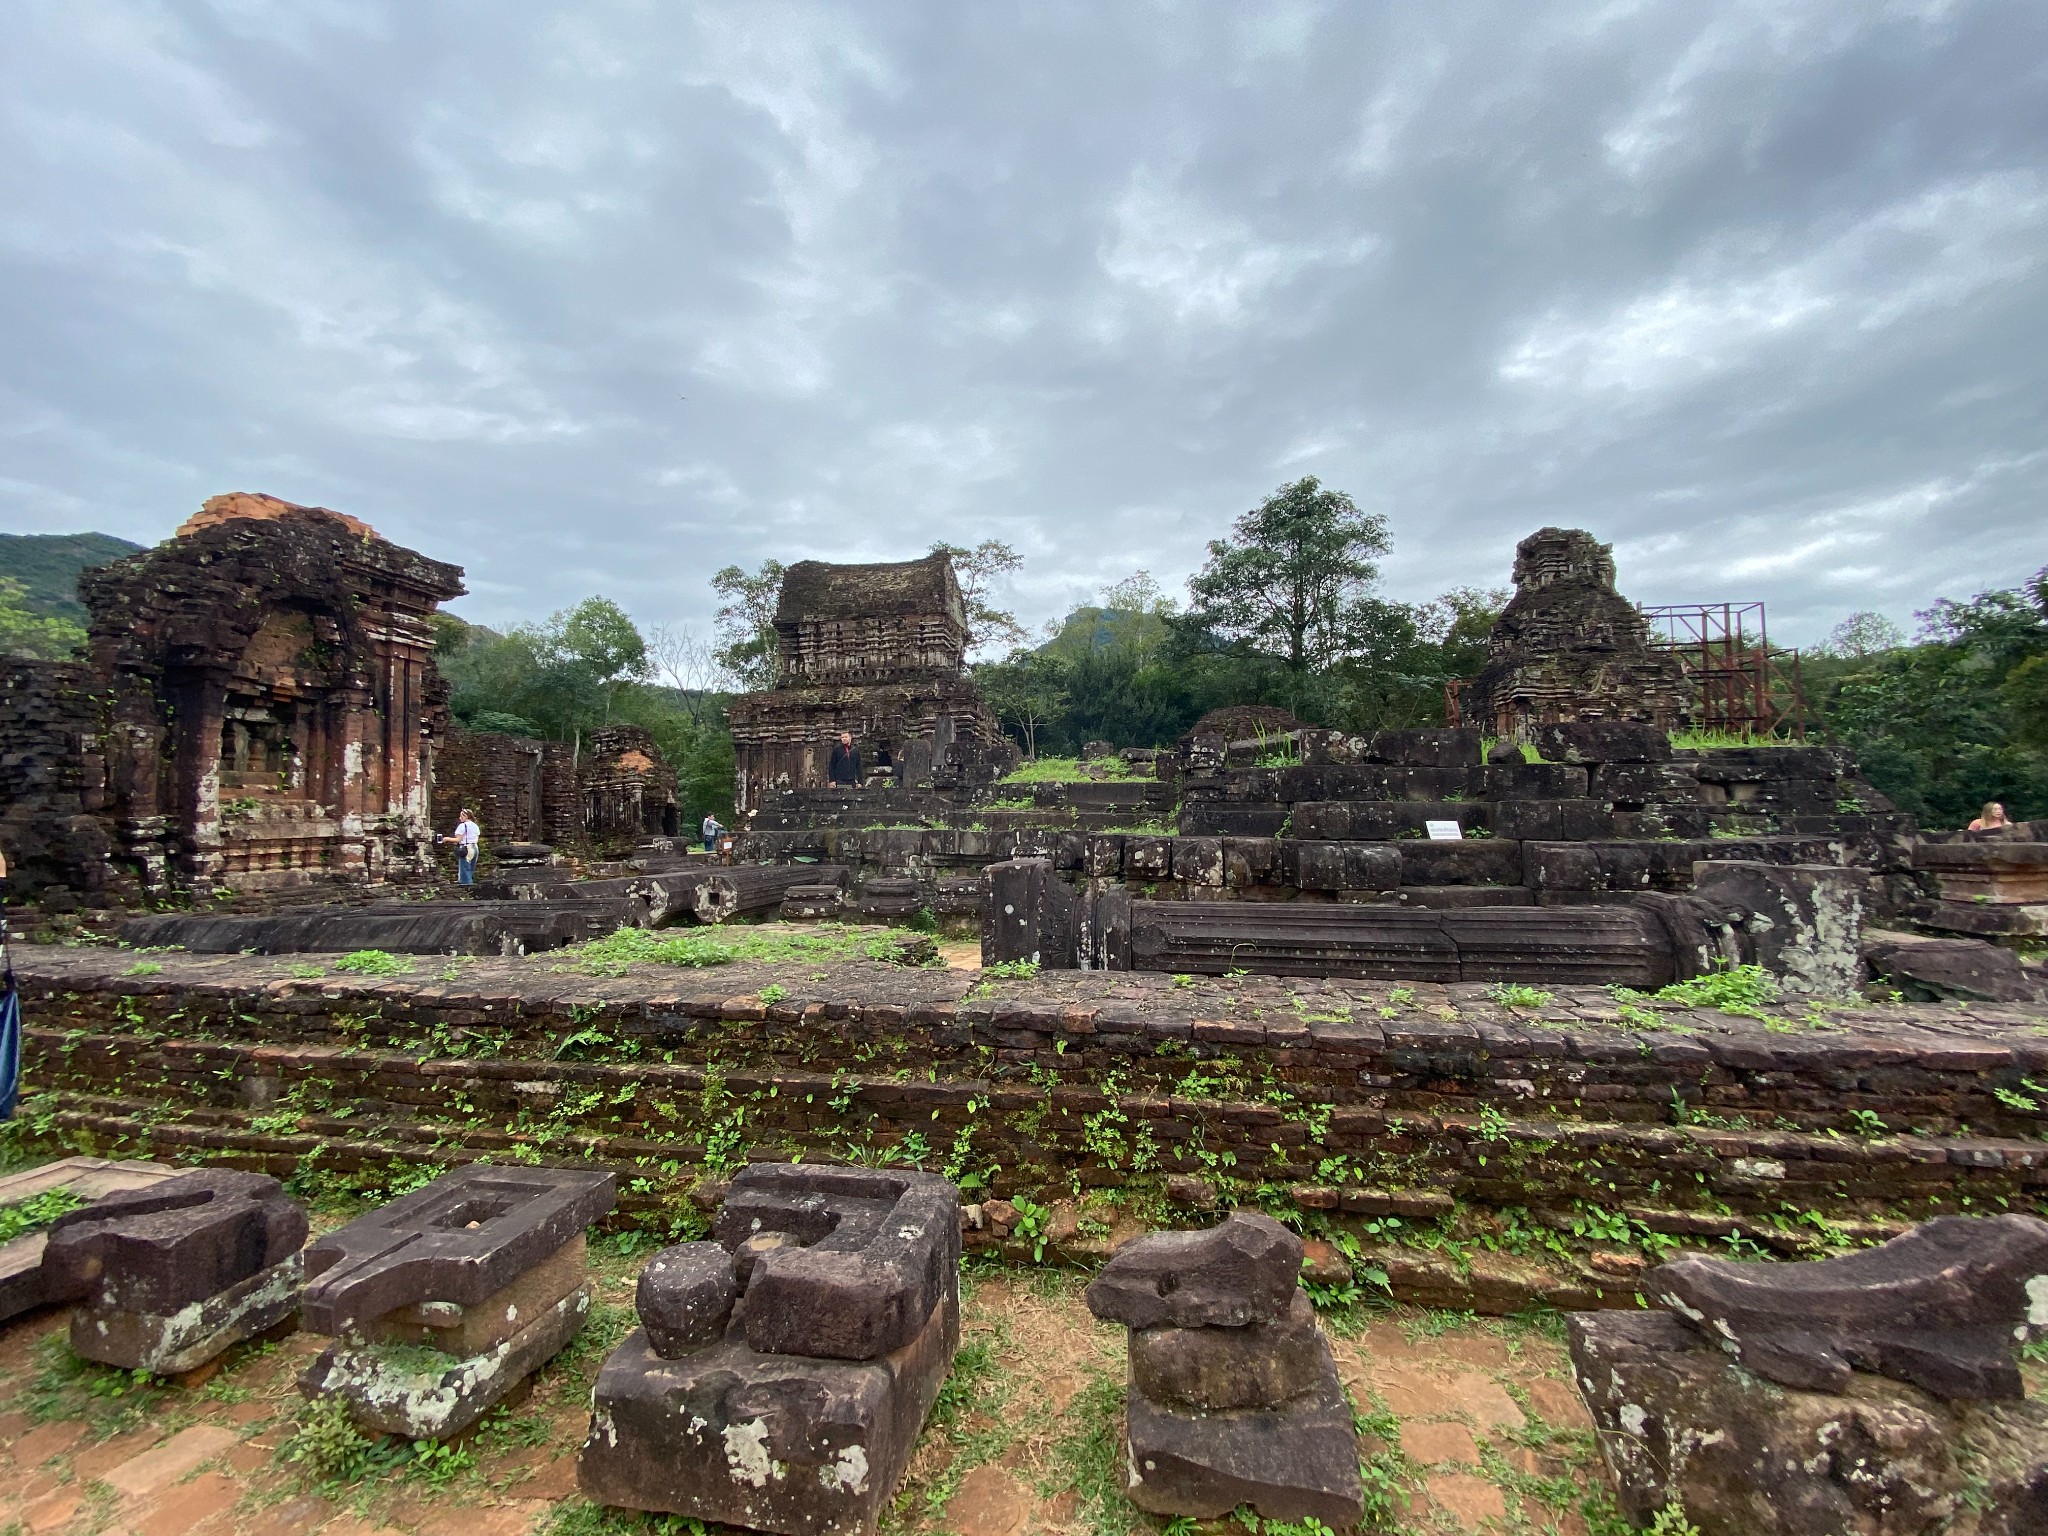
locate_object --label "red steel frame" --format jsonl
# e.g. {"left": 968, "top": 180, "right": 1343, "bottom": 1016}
{"left": 1641, "top": 602, "right": 1808, "bottom": 740}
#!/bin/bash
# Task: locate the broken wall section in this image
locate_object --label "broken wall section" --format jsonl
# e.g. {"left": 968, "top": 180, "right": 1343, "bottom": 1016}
{"left": 433, "top": 728, "right": 579, "bottom": 849}
{"left": 0, "top": 659, "right": 134, "bottom": 909}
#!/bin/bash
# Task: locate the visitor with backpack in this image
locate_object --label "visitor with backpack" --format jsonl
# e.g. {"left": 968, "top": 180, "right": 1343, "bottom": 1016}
{"left": 441, "top": 809, "right": 481, "bottom": 886}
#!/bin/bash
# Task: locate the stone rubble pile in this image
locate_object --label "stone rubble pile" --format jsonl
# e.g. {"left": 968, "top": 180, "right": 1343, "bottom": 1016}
{"left": 1085, "top": 1211, "right": 1363, "bottom": 1526}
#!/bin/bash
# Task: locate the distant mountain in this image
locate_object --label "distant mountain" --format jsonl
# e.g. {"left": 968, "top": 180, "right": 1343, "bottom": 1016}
{"left": 0, "top": 532, "right": 145, "bottom": 621}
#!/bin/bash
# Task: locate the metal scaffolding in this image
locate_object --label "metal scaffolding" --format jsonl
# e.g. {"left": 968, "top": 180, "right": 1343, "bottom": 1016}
{"left": 1642, "top": 602, "right": 1809, "bottom": 740}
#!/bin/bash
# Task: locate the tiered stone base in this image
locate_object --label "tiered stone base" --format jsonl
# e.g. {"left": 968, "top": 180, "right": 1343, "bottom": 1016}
{"left": 579, "top": 1295, "right": 957, "bottom": 1536}
{"left": 1125, "top": 1349, "right": 1363, "bottom": 1524}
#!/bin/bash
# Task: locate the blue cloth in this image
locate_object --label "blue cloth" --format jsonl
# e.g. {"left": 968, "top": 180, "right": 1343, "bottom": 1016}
{"left": 0, "top": 905, "right": 19, "bottom": 1121}
{"left": 457, "top": 852, "right": 476, "bottom": 886}
{"left": 0, "top": 979, "right": 18, "bottom": 1122}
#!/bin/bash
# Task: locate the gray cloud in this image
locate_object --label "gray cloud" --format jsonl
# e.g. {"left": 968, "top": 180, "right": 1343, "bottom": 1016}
{"left": 2, "top": 0, "right": 2043, "bottom": 648}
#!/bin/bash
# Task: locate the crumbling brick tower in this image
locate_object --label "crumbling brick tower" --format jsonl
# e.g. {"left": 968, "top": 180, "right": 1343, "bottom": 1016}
{"left": 1470, "top": 527, "right": 1695, "bottom": 737}
{"left": 580, "top": 724, "right": 680, "bottom": 844}
{"left": 726, "top": 552, "right": 1008, "bottom": 813}
{"left": 81, "top": 494, "right": 465, "bottom": 895}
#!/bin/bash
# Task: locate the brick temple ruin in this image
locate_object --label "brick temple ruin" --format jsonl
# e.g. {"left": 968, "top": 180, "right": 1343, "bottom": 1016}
{"left": 0, "top": 494, "right": 695, "bottom": 905}
{"left": 727, "top": 553, "right": 1011, "bottom": 813}
{"left": 1, "top": 494, "right": 465, "bottom": 901}
{"left": 1469, "top": 526, "right": 1695, "bottom": 735}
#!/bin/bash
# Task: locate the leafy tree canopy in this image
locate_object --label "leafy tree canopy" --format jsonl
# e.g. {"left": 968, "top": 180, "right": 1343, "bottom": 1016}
{"left": 0, "top": 576, "right": 88, "bottom": 661}
{"left": 710, "top": 560, "right": 785, "bottom": 691}
{"left": 930, "top": 539, "right": 1026, "bottom": 656}
{"left": 1187, "top": 476, "right": 1392, "bottom": 672}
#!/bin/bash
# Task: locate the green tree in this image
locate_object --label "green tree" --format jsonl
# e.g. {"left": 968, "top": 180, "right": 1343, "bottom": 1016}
{"left": 930, "top": 539, "right": 1026, "bottom": 655}
{"left": 977, "top": 649, "right": 1070, "bottom": 758}
{"left": 1187, "top": 477, "right": 1391, "bottom": 672}
{"left": 1806, "top": 567, "right": 2048, "bottom": 826}
{"left": 1819, "top": 610, "right": 1906, "bottom": 659}
{"left": 0, "top": 577, "right": 87, "bottom": 660}
{"left": 544, "top": 596, "right": 649, "bottom": 722}
{"left": 710, "top": 560, "right": 786, "bottom": 690}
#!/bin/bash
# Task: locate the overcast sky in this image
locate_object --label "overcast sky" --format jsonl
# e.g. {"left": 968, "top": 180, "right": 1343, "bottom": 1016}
{"left": 3, "top": 1, "right": 2044, "bottom": 649}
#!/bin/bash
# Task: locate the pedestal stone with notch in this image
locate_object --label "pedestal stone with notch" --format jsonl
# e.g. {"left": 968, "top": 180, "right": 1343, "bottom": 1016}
{"left": 41, "top": 1169, "right": 307, "bottom": 1375}
{"left": 296, "top": 1164, "right": 615, "bottom": 1439}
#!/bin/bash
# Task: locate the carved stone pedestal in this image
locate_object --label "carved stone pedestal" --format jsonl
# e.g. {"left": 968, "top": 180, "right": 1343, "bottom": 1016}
{"left": 1085, "top": 1211, "right": 1363, "bottom": 1527}
{"left": 297, "top": 1166, "right": 614, "bottom": 1440}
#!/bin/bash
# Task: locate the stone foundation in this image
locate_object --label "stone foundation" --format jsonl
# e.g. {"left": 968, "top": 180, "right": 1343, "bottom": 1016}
{"left": 12, "top": 945, "right": 2048, "bottom": 1313}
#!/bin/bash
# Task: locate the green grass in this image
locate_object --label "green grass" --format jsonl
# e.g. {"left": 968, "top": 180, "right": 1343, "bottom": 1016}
{"left": 1669, "top": 727, "right": 1802, "bottom": 751}
{"left": 1645, "top": 964, "right": 1779, "bottom": 1017}
{"left": 998, "top": 755, "right": 1149, "bottom": 784}
{"left": 561, "top": 923, "right": 928, "bottom": 976}
{"left": 1041, "top": 1369, "right": 1142, "bottom": 1535}
{"left": 333, "top": 949, "right": 416, "bottom": 976}
{"left": 0, "top": 1186, "right": 85, "bottom": 1242}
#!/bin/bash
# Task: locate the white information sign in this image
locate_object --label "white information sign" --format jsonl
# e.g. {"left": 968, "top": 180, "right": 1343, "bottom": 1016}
{"left": 1424, "top": 820, "right": 1464, "bottom": 841}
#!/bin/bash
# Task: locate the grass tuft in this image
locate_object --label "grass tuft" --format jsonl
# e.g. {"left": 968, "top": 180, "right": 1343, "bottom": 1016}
{"left": 561, "top": 923, "right": 930, "bottom": 976}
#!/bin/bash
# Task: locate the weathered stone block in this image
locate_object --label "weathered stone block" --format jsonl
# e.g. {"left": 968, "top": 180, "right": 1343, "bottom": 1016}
{"left": 1085, "top": 1212, "right": 1300, "bottom": 1330}
{"left": 1645, "top": 1214, "right": 2048, "bottom": 1400}
{"left": 1123, "top": 1347, "right": 1363, "bottom": 1526}
{"left": 302, "top": 1164, "right": 615, "bottom": 1336}
{"left": 1569, "top": 1309, "right": 2048, "bottom": 1536}
{"left": 719, "top": 1165, "right": 960, "bottom": 1362}
{"left": 303, "top": 1285, "right": 591, "bottom": 1440}
{"left": 357, "top": 1235, "right": 589, "bottom": 1356}
{"left": 1531, "top": 720, "right": 1673, "bottom": 764}
{"left": 1863, "top": 934, "right": 2041, "bottom": 1003}
{"left": 43, "top": 1169, "right": 306, "bottom": 1319}
{"left": 580, "top": 1298, "right": 957, "bottom": 1535}
{"left": 637, "top": 1241, "right": 738, "bottom": 1358}
{"left": 580, "top": 1163, "right": 962, "bottom": 1535}
{"left": 1129, "top": 1291, "right": 1324, "bottom": 1410}
{"left": 981, "top": 857, "right": 1079, "bottom": 969}
{"left": 72, "top": 1252, "right": 303, "bottom": 1375}
{"left": 1691, "top": 861, "right": 1874, "bottom": 995}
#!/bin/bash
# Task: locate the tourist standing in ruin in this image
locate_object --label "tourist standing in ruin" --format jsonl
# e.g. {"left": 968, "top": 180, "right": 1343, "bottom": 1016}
{"left": 828, "top": 730, "right": 862, "bottom": 786}
{"left": 441, "top": 808, "right": 480, "bottom": 886}
{"left": 1969, "top": 801, "right": 2010, "bottom": 833}
{"left": 700, "top": 811, "right": 725, "bottom": 852}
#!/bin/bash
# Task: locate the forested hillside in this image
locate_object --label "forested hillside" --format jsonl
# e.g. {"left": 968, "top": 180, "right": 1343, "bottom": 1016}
{"left": 0, "top": 531, "right": 143, "bottom": 659}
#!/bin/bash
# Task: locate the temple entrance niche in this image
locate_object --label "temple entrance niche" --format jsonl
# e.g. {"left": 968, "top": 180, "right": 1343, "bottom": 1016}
{"left": 212, "top": 607, "right": 352, "bottom": 890}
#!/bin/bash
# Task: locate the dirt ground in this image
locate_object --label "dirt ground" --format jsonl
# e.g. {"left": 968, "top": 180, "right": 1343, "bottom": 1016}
{"left": 0, "top": 1239, "right": 1624, "bottom": 1536}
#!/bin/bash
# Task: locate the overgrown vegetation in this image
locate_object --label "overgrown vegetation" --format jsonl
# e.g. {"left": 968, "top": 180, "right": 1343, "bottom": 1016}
{"left": 976, "top": 478, "right": 1507, "bottom": 755}
{"left": 0, "top": 1186, "right": 85, "bottom": 1242}
{"left": 996, "top": 755, "right": 1149, "bottom": 784}
{"left": 1640, "top": 964, "right": 1780, "bottom": 1018}
{"left": 433, "top": 595, "right": 734, "bottom": 826}
{"left": 332, "top": 948, "right": 416, "bottom": 977}
{"left": 563, "top": 922, "right": 923, "bottom": 975}
{"left": 1803, "top": 574, "right": 2048, "bottom": 826}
